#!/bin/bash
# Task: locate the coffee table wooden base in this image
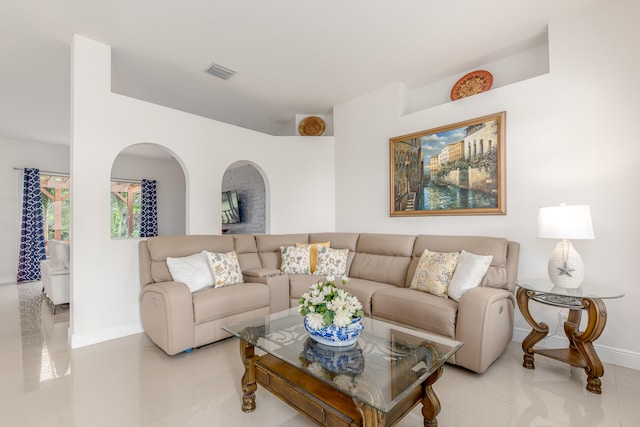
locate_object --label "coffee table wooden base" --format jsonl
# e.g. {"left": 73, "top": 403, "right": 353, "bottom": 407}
{"left": 239, "top": 339, "right": 443, "bottom": 426}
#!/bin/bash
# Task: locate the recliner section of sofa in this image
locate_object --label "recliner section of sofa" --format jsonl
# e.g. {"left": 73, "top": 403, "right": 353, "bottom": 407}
{"left": 138, "top": 232, "right": 519, "bottom": 372}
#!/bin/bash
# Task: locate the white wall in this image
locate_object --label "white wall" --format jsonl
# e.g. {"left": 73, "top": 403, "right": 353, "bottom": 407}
{"left": 70, "top": 35, "right": 336, "bottom": 347}
{"left": 0, "top": 138, "right": 69, "bottom": 284}
{"left": 334, "top": 0, "right": 640, "bottom": 369}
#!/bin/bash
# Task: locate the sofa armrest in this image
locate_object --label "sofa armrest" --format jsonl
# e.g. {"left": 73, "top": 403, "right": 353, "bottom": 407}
{"left": 243, "top": 268, "right": 281, "bottom": 278}
{"left": 243, "top": 273, "right": 289, "bottom": 313}
{"left": 455, "top": 287, "right": 515, "bottom": 373}
{"left": 139, "top": 281, "right": 195, "bottom": 355}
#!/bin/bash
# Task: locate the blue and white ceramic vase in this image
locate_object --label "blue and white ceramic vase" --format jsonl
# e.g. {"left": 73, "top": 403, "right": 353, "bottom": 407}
{"left": 303, "top": 316, "right": 363, "bottom": 348}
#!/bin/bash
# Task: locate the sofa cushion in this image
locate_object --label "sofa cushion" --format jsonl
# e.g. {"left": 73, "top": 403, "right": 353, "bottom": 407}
{"left": 410, "top": 250, "right": 459, "bottom": 298}
{"left": 206, "top": 251, "right": 244, "bottom": 287}
{"left": 336, "top": 278, "right": 397, "bottom": 317}
{"left": 448, "top": 250, "right": 493, "bottom": 301}
{"left": 314, "top": 247, "right": 349, "bottom": 277}
{"left": 372, "top": 287, "right": 459, "bottom": 338}
{"left": 289, "top": 274, "right": 325, "bottom": 303}
{"left": 280, "top": 245, "right": 312, "bottom": 274}
{"left": 192, "top": 282, "right": 269, "bottom": 324}
{"left": 166, "top": 251, "right": 214, "bottom": 292}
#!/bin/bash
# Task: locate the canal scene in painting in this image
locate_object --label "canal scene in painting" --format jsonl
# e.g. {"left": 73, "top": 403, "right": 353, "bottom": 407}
{"left": 392, "top": 117, "right": 500, "bottom": 213}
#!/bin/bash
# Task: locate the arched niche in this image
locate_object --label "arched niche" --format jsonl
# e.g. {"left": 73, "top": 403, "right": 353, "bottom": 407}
{"left": 110, "top": 143, "right": 186, "bottom": 237}
{"left": 221, "top": 161, "right": 268, "bottom": 234}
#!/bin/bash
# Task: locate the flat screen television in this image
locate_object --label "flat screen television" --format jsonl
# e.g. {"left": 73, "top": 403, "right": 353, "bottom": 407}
{"left": 221, "top": 190, "right": 241, "bottom": 224}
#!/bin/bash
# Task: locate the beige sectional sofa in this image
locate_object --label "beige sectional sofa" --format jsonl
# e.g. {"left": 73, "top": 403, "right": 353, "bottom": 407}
{"left": 138, "top": 232, "right": 519, "bottom": 373}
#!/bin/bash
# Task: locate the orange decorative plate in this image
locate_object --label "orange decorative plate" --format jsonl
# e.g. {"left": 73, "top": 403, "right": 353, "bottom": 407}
{"left": 298, "top": 116, "right": 326, "bottom": 136}
{"left": 450, "top": 70, "right": 493, "bottom": 100}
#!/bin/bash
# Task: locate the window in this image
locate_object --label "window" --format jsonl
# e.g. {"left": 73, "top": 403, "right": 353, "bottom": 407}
{"left": 40, "top": 175, "right": 70, "bottom": 243}
{"left": 110, "top": 181, "right": 141, "bottom": 238}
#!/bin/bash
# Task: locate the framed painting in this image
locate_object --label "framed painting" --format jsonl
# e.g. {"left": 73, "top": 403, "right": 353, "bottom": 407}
{"left": 390, "top": 111, "right": 506, "bottom": 216}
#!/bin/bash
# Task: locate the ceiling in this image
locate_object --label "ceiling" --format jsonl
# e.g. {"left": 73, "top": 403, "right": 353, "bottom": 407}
{"left": 0, "top": 0, "right": 595, "bottom": 146}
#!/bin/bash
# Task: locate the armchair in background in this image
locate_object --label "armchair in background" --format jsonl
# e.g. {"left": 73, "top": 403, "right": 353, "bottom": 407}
{"left": 41, "top": 240, "right": 70, "bottom": 314}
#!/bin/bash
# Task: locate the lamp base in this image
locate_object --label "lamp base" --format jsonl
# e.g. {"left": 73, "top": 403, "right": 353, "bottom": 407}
{"left": 547, "top": 240, "right": 584, "bottom": 288}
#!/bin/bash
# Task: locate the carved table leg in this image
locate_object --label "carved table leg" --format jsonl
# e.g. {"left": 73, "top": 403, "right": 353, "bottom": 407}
{"left": 516, "top": 288, "right": 549, "bottom": 369}
{"left": 421, "top": 366, "right": 443, "bottom": 427}
{"left": 354, "top": 399, "right": 386, "bottom": 427}
{"left": 239, "top": 329, "right": 259, "bottom": 412}
{"left": 567, "top": 298, "right": 607, "bottom": 394}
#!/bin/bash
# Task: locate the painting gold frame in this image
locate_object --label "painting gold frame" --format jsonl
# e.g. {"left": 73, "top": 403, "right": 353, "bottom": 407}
{"left": 390, "top": 112, "right": 506, "bottom": 216}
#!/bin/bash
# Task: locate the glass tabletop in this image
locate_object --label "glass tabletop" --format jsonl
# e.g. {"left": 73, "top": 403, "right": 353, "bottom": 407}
{"left": 223, "top": 308, "right": 463, "bottom": 413}
{"left": 517, "top": 279, "right": 625, "bottom": 299}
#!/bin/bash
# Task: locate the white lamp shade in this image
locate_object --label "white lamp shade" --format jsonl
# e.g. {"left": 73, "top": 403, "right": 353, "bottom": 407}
{"left": 537, "top": 205, "right": 594, "bottom": 240}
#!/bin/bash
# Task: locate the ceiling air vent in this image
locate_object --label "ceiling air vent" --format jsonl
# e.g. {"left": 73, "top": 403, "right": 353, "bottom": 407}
{"left": 205, "top": 63, "right": 236, "bottom": 80}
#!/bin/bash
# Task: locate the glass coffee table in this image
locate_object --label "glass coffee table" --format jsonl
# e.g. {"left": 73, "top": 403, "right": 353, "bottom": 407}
{"left": 223, "top": 309, "right": 462, "bottom": 427}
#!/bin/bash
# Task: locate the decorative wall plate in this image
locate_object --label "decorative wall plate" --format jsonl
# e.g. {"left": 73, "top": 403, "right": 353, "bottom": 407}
{"left": 450, "top": 70, "right": 493, "bottom": 100}
{"left": 298, "top": 116, "right": 326, "bottom": 136}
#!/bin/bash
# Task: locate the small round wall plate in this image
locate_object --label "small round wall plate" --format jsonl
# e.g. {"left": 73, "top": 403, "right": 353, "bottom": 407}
{"left": 450, "top": 70, "right": 493, "bottom": 100}
{"left": 298, "top": 116, "right": 326, "bottom": 136}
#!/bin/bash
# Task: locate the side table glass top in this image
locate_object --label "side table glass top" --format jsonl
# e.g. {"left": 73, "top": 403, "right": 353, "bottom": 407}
{"left": 517, "top": 279, "right": 624, "bottom": 299}
{"left": 223, "top": 308, "right": 463, "bottom": 413}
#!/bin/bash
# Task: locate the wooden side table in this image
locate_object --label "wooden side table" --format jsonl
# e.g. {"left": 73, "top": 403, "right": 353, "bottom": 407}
{"left": 516, "top": 279, "right": 624, "bottom": 394}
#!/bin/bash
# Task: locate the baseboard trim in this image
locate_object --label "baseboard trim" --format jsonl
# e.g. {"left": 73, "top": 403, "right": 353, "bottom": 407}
{"left": 70, "top": 322, "right": 143, "bottom": 349}
{"left": 513, "top": 327, "right": 640, "bottom": 371}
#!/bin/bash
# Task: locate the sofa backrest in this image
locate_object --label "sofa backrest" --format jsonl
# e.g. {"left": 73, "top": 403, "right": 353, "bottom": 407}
{"left": 408, "top": 235, "right": 519, "bottom": 292}
{"left": 232, "top": 234, "right": 262, "bottom": 271}
{"left": 254, "top": 234, "right": 309, "bottom": 269}
{"left": 138, "top": 232, "right": 520, "bottom": 292}
{"left": 349, "top": 233, "right": 415, "bottom": 287}
{"left": 141, "top": 235, "right": 234, "bottom": 285}
{"left": 310, "top": 232, "right": 360, "bottom": 273}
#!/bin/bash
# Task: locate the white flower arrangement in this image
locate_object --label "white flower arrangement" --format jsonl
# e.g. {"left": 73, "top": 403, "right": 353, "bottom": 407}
{"left": 298, "top": 275, "right": 364, "bottom": 330}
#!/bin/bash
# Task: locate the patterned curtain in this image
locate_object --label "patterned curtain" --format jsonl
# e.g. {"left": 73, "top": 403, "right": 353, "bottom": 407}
{"left": 140, "top": 179, "right": 158, "bottom": 237}
{"left": 17, "top": 168, "right": 46, "bottom": 282}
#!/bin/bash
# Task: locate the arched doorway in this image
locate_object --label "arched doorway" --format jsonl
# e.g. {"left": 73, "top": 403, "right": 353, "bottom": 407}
{"left": 110, "top": 143, "right": 186, "bottom": 237}
{"left": 221, "top": 161, "right": 268, "bottom": 234}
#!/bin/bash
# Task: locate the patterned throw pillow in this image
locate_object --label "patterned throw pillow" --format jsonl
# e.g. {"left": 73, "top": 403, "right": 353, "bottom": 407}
{"left": 206, "top": 251, "right": 244, "bottom": 288}
{"left": 410, "top": 249, "right": 459, "bottom": 298}
{"left": 280, "top": 246, "right": 311, "bottom": 275}
{"left": 314, "top": 247, "right": 349, "bottom": 277}
{"left": 296, "top": 241, "right": 330, "bottom": 273}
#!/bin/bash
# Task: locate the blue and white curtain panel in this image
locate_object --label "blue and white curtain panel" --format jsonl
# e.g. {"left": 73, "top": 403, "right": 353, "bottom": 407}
{"left": 17, "top": 168, "right": 46, "bottom": 282}
{"left": 140, "top": 179, "right": 158, "bottom": 237}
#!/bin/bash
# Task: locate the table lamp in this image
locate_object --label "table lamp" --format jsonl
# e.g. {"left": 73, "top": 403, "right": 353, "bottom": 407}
{"left": 537, "top": 204, "right": 594, "bottom": 288}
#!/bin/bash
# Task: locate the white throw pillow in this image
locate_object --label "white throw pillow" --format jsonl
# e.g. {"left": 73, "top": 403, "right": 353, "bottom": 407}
{"left": 280, "top": 246, "right": 311, "bottom": 274}
{"left": 448, "top": 250, "right": 493, "bottom": 301}
{"left": 206, "top": 251, "right": 244, "bottom": 288}
{"left": 314, "top": 247, "right": 349, "bottom": 278}
{"left": 166, "top": 251, "right": 214, "bottom": 293}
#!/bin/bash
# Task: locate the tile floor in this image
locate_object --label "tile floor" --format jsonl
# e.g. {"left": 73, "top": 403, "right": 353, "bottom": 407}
{"left": 1, "top": 281, "right": 638, "bottom": 426}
